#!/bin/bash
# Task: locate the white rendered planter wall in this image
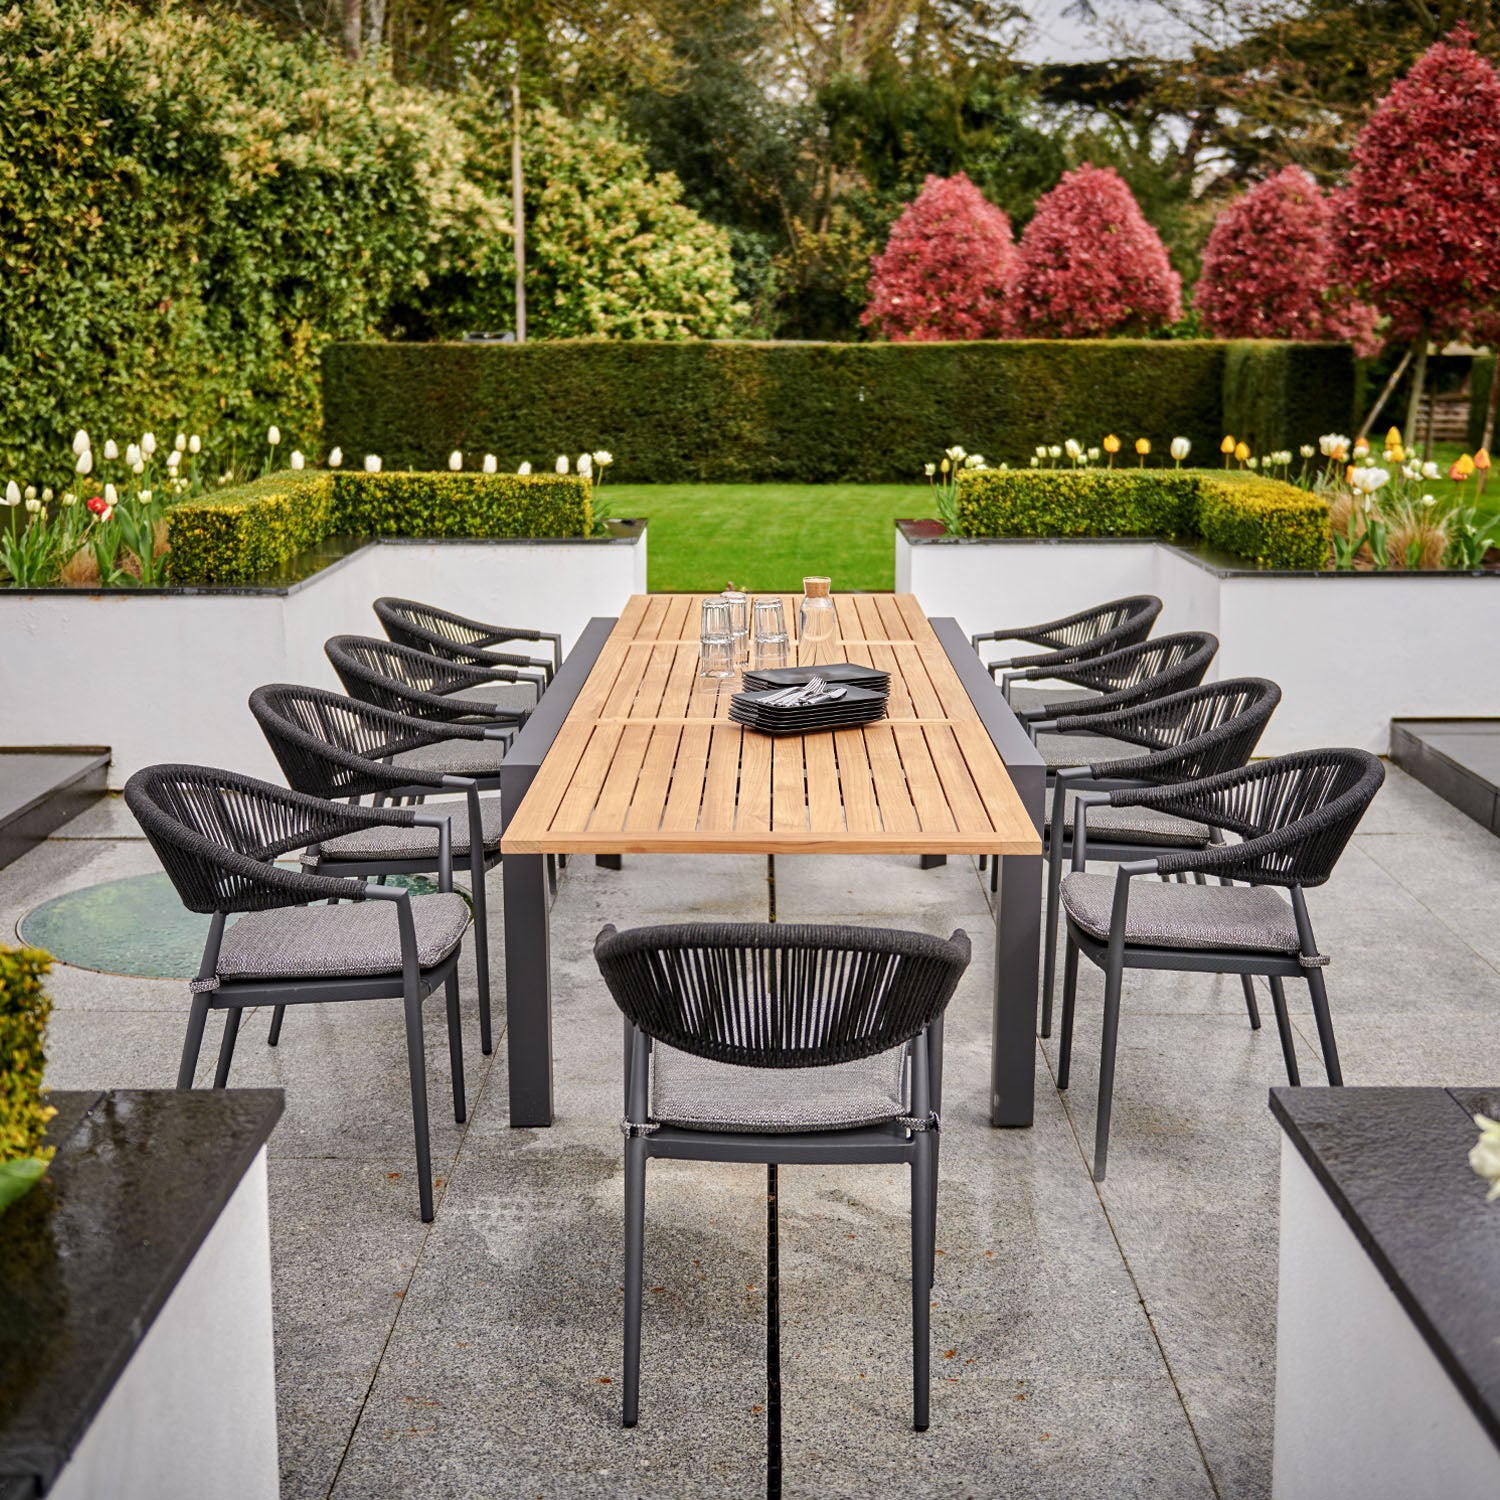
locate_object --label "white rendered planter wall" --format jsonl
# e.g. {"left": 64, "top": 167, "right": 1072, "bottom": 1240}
{"left": 896, "top": 529, "right": 1500, "bottom": 755}
{"left": 3, "top": 533, "right": 647, "bottom": 787}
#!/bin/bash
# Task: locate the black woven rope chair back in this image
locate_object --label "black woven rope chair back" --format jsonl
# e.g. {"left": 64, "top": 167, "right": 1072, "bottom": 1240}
{"left": 250, "top": 683, "right": 442, "bottom": 802}
{"left": 1068, "top": 678, "right": 1282, "bottom": 784}
{"left": 326, "top": 635, "right": 472, "bottom": 707}
{"left": 374, "top": 597, "right": 561, "bottom": 678}
{"left": 1061, "top": 631, "right": 1217, "bottom": 695}
{"left": 124, "top": 764, "right": 368, "bottom": 914}
{"left": 595, "top": 922, "right": 971, "bottom": 1070}
{"left": 1147, "top": 748, "right": 1384, "bottom": 889}
{"left": 979, "top": 595, "right": 1161, "bottom": 654}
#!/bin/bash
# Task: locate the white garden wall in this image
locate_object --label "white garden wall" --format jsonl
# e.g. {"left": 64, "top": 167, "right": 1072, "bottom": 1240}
{"left": 896, "top": 530, "right": 1500, "bottom": 755}
{"left": 3, "top": 533, "right": 647, "bottom": 787}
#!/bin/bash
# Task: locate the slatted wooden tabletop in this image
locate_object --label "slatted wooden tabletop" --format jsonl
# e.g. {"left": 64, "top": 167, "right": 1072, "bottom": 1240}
{"left": 500, "top": 594, "right": 1040, "bottom": 856}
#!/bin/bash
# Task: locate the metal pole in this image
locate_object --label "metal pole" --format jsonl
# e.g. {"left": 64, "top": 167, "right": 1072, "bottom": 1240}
{"left": 512, "top": 77, "right": 526, "bottom": 343}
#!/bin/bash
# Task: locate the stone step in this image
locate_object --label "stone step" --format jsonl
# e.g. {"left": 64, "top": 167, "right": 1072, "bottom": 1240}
{"left": 0, "top": 748, "right": 110, "bottom": 872}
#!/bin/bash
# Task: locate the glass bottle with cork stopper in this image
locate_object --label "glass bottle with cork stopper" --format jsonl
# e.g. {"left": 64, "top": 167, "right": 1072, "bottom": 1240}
{"left": 798, "top": 576, "right": 838, "bottom": 666}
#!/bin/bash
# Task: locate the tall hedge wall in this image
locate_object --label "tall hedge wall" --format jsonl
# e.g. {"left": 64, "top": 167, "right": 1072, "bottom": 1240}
{"left": 322, "top": 338, "right": 1356, "bottom": 484}
{"left": 1221, "top": 342, "right": 1357, "bottom": 456}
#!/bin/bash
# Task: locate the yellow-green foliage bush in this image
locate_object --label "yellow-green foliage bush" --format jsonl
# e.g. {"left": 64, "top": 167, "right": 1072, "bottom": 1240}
{"left": 0, "top": 948, "right": 56, "bottom": 1170}
{"left": 166, "top": 471, "right": 593, "bottom": 584}
{"left": 957, "top": 468, "right": 1331, "bottom": 570}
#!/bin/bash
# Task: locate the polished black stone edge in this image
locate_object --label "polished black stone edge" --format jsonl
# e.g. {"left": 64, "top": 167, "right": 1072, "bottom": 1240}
{"left": 896, "top": 519, "right": 1500, "bottom": 581}
{"left": 0, "top": 1089, "right": 283, "bottom": 1496}
{"left": 1271, "top": 1085, "right": 1500, "bottom": 1448}
{"left": 0, "top": 752, "right": 109, "bottom": 875}
{"left": 1390, "top": 720, "right": 1500, "bottom": 837}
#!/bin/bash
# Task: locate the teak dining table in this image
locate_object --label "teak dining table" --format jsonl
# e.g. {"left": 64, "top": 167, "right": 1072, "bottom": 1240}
{"left": 499, "top": 593, "right": 1046, "bottom": 1129}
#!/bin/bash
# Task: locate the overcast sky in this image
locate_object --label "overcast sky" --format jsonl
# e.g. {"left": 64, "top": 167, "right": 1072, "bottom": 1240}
{"left": 1016, "top": 1, "right": 1215, "bottom": 64}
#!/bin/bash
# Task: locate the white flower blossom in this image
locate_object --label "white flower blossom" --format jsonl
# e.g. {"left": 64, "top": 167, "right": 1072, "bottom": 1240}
{"left": 592, "top": 451, "right": 613, "bottom": 468}
{"left": 104, "top": 483, "right": 118, "bottom": 505}
{"left": 290, "top": 451, "right": 305, "bottom": 471}
{"left": 125, "top": 443, "right": 142, "bottom": 467}
{"left": 24, "top": 497, "right": 41, "bottom": 514}
{"left": 944, "top": 445, "right": 967, "bottom": 462}
{"left": 141, "top": 432, "right": 157, "bottom": 457}
{"left": 578, "top": 453, "right": 593, "bottom": 477}
{"left": 3, "top": 481, "right": 19, "bottom": 506}
{"left": 1422, "top": 461, "right": 1440, "bottom": 479}
{"left": 1170, "top": 437, "right": 1191, "bottom": 462}
{"left": 1349, "top": 466, "right": 1390, "bottom": 495}
{"left": 1470, "top": 1114, "right": 1500, "bottom": 1201}
{"left": 175, "top": 432, "right": 187, "bottom": 453}
{"left": 139, "top": 490, "right": 153, "bottom": 505}
{"left": 1064, "top": 438, "right": 1083, "bottom": 460}
{"left": 75, "top": 450, "right": 93, "bottom": 476}
{"left": 267, "top": 426, "right": 281, "bottom": 447}
{"left": 483, "top": 454, "right": 498, "bottom": 474}
{"left": 24, "top": 486, "right": 35, "bottom": 501}
{"left": 166, "top": 450, "right": 181, "bottom": 471}
{"left": 72, "top": 430, "right": 90, "bottom": 456}
{"left": 41, "top": 488, "right": 52, "bottom": 502}
{"left": 328, "top": 447, "right": 343, "bottom": 468}
{"left": 1048, "top": 445, "right": 1062, "bottom": 459}
{"left": 189, "top": 434, "right": 201, "bottom": 454}
{"left": 517, "top": 461, "right": 532, "bottom": 476}
{"left": 1035, "top": 445, "right": 1047, "bottom": 459}
{"left": 364, "top": 454, "right": 381, "bottom": 473}
{"left": 132, "top": 461, "right": 145, "bottom": 475}
{"left": 1300, "top": 445, "right": 1315, "bottom": 459}
{"left": 924, "top": 463, "right": 936, "bottom": 477}
{"left": 61, "top": 492, "right": 76, "bottom": 507}
{"left": 103, "top": 439, "right": 118, "bottom": 460}
{"left": 449, "top": 451, "right": 463, "bottom": 471}
{"left": 556, "top": 455, "right": 569, "bottom": 474}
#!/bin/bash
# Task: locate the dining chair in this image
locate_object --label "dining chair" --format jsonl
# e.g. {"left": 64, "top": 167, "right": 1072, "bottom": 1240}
{"left": 970, "top": 595, "right": 1161, "bottom": 712}
{"left": 249, "top": 683, "right": 509, "bottom": 1055}
{"left": 124, "top": 764, "right": 471, "bottom": 1221}
{"left": 1056, "top": 749, "right": 1385, "bottom": 1180}
{"left": 593, "top": 921, "right": 972, "bottom": 1433}
{"left": 1035, "top": 678, "right": 1283, "bottom": 1035}
{"left": 374, "top": 596, "right": 561, "bottom": 685}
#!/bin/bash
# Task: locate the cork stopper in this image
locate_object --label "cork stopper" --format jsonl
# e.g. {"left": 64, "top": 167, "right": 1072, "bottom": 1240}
{"left": 802, "top": 576, "right": 831, "bottom": 599}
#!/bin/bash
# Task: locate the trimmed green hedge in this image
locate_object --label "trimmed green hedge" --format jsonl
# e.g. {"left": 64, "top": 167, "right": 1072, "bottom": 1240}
{"left": 956, "top": 468, "right": 1330, "bottom": 570}
{"left": 1471, "top": 355, "right": 1495, "bottom": 452}
{"left": 1, "top": 948, "right": 55, "bottom": 1172}
{"left": 322, "top": 338, "right": 1357, "bottom": 483}
{"left": 167, "top": 471, "right": 593, "bottom": 585}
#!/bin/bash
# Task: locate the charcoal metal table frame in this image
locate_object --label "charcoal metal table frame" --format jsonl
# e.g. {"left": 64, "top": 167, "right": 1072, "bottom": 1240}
{"left": 500, "top": 609, "right": 1045, "bottom": 1129}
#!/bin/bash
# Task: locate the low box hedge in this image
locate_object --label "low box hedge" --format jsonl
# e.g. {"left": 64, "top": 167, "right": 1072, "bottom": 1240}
{"left": 956, "top": 468, "right": 1330, "bottom": 571}
{"left": 323, "top": 338, "right": 1360, "bottom": 484}
{"left": 166, "top": 470, "right": 593, "bottom": 585}
{"left": 1, "top": 947, "right": 56, "bottom": 1195}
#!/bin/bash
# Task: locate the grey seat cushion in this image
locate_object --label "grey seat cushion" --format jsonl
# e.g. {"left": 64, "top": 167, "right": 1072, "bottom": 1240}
{"left": 650, "top": 1044, "right": 908, "bottom": 1134}
{"left": 1045, "top": 792, "right": 1209, "bottom": 849}
{"left": 1036, "top": 732, "right": 1151, "bottom": 770}
{"left": 1060, "top": 872, "right": 1300, "bottom": 954}
{"left": 392, "top": 738, "right": 507, "bottom": 777}
{"left": 1007, "top": 685, "right": 1102, "bottom": 713}
{"left": 439, "top": 680, "right": 536, "bottom": 712}
{"left": 216, "top": 892, "right": 471, "bottom": 981}
{"left": 309, "top": 798, "right": 503, "bottom": 863}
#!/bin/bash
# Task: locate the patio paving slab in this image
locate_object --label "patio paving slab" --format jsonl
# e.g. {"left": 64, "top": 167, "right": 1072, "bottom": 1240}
{"left": 21, "top": 767, "right": 1500, "bottom": 1499}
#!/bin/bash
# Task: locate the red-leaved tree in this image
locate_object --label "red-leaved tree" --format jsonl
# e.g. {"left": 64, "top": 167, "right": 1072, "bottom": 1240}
{"left": 1008, "top": 164, "right": 1182, "bottom": 337}
{"left": 862, "top": 173, "right": 1016, "bottom": 341}
{"left": 1197, "top": 166, "right": 1378, "bottom": 352}
{"left": 1334, "top": 26, "right": 1500, "bottom": 441}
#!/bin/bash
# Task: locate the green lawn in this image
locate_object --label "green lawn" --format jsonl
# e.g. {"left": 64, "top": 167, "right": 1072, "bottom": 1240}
{"left": 603, "top": 484, "right": 929, "bottom": 592}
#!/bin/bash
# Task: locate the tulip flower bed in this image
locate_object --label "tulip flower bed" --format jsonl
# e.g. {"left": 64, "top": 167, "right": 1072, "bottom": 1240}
{"left": 955, "top": 467, "right": 1330, "bottom": 570}
{"left": 165, "top": 470, "right": 594, "bottom": 586}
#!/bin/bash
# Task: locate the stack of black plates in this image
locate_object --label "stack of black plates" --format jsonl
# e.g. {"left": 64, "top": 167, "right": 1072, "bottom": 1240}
{"left": 741, "top": 662, "right": 891, "bottom": 695}
{"left": 729, "top": 681, "right": 889, "bottom": 736}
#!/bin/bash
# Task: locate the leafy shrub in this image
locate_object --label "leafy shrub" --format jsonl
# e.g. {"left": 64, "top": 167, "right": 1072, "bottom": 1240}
{"left": 323, "top": 338, "right": 1266, "bottom": 481}
{"left": 956, "top": 467, "right": 1330, "bottom": 570}
{"left": 1008, "top": 165, "right": 1182, "bottom": 338}
{"left": 1221, "top": 342, "right": 1358, "bottom": 458}
{"left": 166, "top": 471, "right": 592, "bottom": 585}
{"left": 0, "top": 947, "right": 56, "bottom": 1184}
{"left": 862, "top": 174, "right": 1016, "bottom": 341}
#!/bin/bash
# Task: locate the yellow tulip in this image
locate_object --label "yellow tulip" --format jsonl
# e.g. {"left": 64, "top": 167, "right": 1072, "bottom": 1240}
{"left": 1135, "top": 438, "right": 1151, "bottom": 455}
{"left": 1220, "top": 435, "right": 1235, "bottom": 454}
{"left": 1476, "top": 448, "right": 1492, "bottom": 471}
{"left": 1103, "top": 434, "right": 1121, "bottom": 453}
{"left": 1385, "top": 425, "right": 1402, "bottom": 448}
{"left": 1387, "top": 442, "right": 1405, "bottom": 464}
{"left": 1455, "top": 452, "right": 1476, "bottom": 478}
{"left": 1234, "top": 442, "right": 1250, "bottom": 463}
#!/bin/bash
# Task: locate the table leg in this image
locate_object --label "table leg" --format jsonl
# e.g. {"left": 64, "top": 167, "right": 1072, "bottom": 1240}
{"left": 991, "top": 854, "right": 1041, "bottom": 1127}
{"left": 919, "top": 854, "right": 947, "bottom": 870}
{"left": 503, "top": 851, "right": 554, "bottom": 1127}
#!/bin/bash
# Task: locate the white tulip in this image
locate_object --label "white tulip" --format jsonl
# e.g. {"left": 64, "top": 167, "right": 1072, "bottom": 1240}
{"left": 328, "top": 447, "right": 343, "bottom": 468}
{"left": 1170, "top": 437, "right": 1191, "bottom": 461}
{"left": 1087, "top": 447, "right": 1100, "bottom": 460}
{"left": 1246, "top": 456, "right": 1258, "bottom": 469}
{"left": 1029, "top": 456, "right": 1040, "bottom": 468}
{"left": 25, "top": 497, "right": 41, "bottom": 514}
{"left": 175, "top": 432, "right": 187, "bottom": 452}
{"left": 1064, "top": 438, "right": 1082, "bottom": 459}
{"left": 449, "top": 451, "right": 463, "bottom": 471}
{"left": 139, "top": 490, "right": 153, "bottom": 504}
{"left": 592, "top": 450, "right": 613, "bottom": 467}
{"left": 364, "top": 454, "right": 381, "bottom": 473}
{"left": 517, "top": 461, "right": 532, "bottom": 476}
{"left": 924, "top": 462, "right": 936, "bottom": 477}
{"left": 1422, "top": 460, "right": 1440, "bottom": 479}
{"left": 1471, "top": 1114, "right": 1500, "bottom": 1200}
{"left": 132, "top": 461, "right": 144, "bottom": 475}
{"left": 42, "top": 487, "right": 52, "bottom": 502}
{"left": 61, "top": 492, "right": 76, "bottom": 507}
{"left": 24, "top": 485, "right": 35, "bottom": 501}
{"left": 166, "top": 450, "right": 181, "bottom": 470}
{"left": 944, "top": 445, "right": 967, "bottom": 462}
{"left": 1350, "top": 466, "right": 1390, "bottom": 495}
{"left": 141, "top": 432, "right": 157, "bottom": 457}
{"left": 72, "top": 430, "right": 90, "bottom": 456}
{"left": 1300, "top": 445, "right": 1315, "bottom": 459}
{"left": 267, "top": 426, "right": 281, "bottom": 447}
{"left": 75, "top": 450, "right": 93, "bottom": 476}
{"left": 103, "top": 439, "right": 118, "bottom": 460}
{"left": 290, "top": 451, "right": 305, "bottom": 470}
{"left": 1048, "top": 445, "right": 1062, "bottom": 459}
{"left": 104, "top": 483, "right": 118, "bottom": 505}
{"left": 965, "top": 453, "right": 986, "bottom": 469}
{"left": 125, "top": 443, "right": 142, "bottom": 467}
{"left": 3, "top": 481, "right": 19, "bottom": 506}
{"left": 482, "top": 454, "right": 497, "bottom": 474}
{"left": 189, "top": 434, "right": 201, "bottom": 454}
{"left": 578, "top": 453, "right": 593, "bottom": 477}
{"left": 556, "top": 455, "right": 569, "bottom": 474}
{"left": 1035, "top": 446, "right": 1047, "bottom": 459}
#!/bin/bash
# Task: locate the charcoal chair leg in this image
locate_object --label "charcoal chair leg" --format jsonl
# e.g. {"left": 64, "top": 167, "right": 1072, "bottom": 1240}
{"left": 402, "top": 991, "right": 436, "bottom": 1223}
{"left": 267, "top": 1005, "right": 286, "bottom": 1047}
{"left": 911, "top": 1134, "right": 935, "bottom": 1431}
{"left": 1041, "top": 834, "right": 1066, "bottom": 1039}
{"left": 1305, "top": 966, "right": 1343, "bottom": 1086}
{"left": 622, "top": 1134, "right": 648, "bottom": 1427}
{"left": 212, "top": 1006, "right": 241, "bottom": 1088}
{"left": 469, "top": 847, "right": 494, "bottom": 1056}
{"left": 1057, "top": 936, "right": 1081, "bottom": 1091}
{"left": 1092, "top": 950, "right": 1125, "bottom": 1182}
{"left": 177, "top": 991, "right": 212, "bottom": 1089}
{"left": 927, "top": 1135, "right": 940, "bottom": 1291}
{"left": 1241, "top": 977, "right": 1262, "bottom": 1030}
{"left": 445, "top": 972, "right": 467, "bottom": 1124}
{"left": 1268, "top": 976, "right": 1300, "bottom": 1086}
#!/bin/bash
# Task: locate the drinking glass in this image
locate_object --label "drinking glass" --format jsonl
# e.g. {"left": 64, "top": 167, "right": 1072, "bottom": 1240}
{"left": 752, "top": 596, "right": 790, "bottom": 672}
{"left": 699, "top": 597, "right": 736, "bottom": 684}
{"left": 723, "top": 590, "right": 750, "bottom": 666}
{"left": 798, "top": 576, "right": 838, "bottom": 667}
